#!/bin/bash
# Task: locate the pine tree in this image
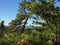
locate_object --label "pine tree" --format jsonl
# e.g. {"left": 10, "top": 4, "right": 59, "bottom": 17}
{"left": 8, "top": 0, "right": 60, "bottom": 45}
{"left": 16, "top": 0, "right": 60, "bottom": 44}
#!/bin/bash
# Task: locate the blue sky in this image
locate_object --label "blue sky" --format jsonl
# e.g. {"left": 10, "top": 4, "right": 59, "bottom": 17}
{"left": 0, "top": 0, "right": 22, "bottom": 25}
{"left": 0, "top": 0, "right": 60, "bottom": 26}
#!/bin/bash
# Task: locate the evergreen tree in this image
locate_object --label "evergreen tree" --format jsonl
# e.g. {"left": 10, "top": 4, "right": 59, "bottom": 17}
{"left": 15, "top": 0, "right": 60, "bottom": 44}
{"left": 0, "top": 20, "right": 5, "bottom": 28}
{"left": 5, "top": 0, "right": 60, "bottom": 45}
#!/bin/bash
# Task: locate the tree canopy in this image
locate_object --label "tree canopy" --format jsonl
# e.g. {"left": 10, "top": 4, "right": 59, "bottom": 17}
{"left": 0, "top": 0, "right": 60, "bottom": 45}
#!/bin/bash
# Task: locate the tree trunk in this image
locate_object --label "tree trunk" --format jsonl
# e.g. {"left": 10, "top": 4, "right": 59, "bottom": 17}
{"left": 21, "top": 17, "right": 28, "bottom": 33}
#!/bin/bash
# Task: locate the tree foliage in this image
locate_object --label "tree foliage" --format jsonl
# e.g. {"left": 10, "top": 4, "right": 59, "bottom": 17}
{"left": 0, "top": 0, "right": 60, "bottom": 45}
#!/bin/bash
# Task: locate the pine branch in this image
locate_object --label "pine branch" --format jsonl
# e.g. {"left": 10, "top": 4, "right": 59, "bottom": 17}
{"left": 46, "top": 20, "right": 56, "bottom": 34}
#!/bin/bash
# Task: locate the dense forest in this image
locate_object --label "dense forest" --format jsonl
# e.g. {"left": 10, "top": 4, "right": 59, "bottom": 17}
{"left": 0, "top": 0, "right": 60, "bottom": 45}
